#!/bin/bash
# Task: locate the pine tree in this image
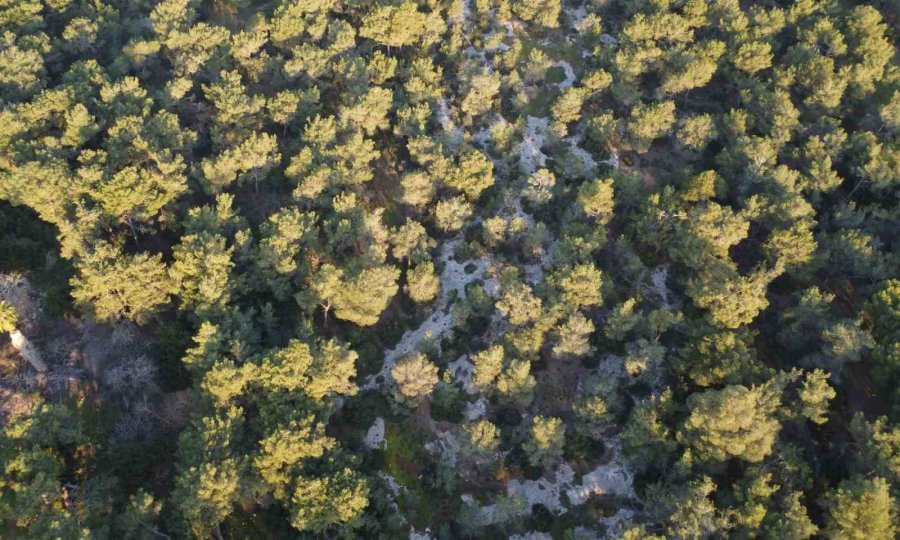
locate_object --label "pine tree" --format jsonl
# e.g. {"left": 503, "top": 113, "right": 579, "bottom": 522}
{"left": 823, "top": 476, "right": 896, "bottom": 540}
{"left": 406, "top": 262, "right": 440, "bottom": 304}
{"left": 390, "top": 353, "right": 439, "bottom": 407}
{"left": 71, "top": 243, "right": 172, "bottom": 324}
{"left": 497, "top": 282, "right": 542, "bottom": 326}
{"left": 359, "top": 2, "right": 443, "bottom": 49}
{"left": 289, "top": 469, "right": 368, "bottom": 533}
{"left": 523, "top": 416, "right": 565, "bottom": 468}
{"left": 470, "top": 345, "right": 504, "bottom": 392}
{"left": 170, "top": 232, "right": 234, "bottom": 317}
{"left": 679, "top": 385, "right": 781, "bottom": 463}
{"left": 577, "top": 178, "right": 615, "bottom": 225}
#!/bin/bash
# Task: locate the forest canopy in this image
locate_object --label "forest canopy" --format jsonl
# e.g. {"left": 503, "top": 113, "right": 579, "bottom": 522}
{"left": 0, "top": 0, "right": 899, "bottom": 538}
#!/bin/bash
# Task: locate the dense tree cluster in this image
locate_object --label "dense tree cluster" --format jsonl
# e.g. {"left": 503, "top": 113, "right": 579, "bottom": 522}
{"left": 0, "top": 0, "right": 898, "bottom": 537}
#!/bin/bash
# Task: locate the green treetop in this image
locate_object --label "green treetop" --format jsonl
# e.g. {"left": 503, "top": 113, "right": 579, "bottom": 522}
{"left": 823, "top": 476, "right": 896, "bottom": 540}
{"left": 679, "top": 384, "right": 781, "bottom": 463}
{"left": 523, "top": 416, "right": 565, "bottom": 469}
{"left": 70, "top": 242, "right": 172, "bottom": 324}
{"left": 390, "top": 353, "right": 439, "bottom": 407}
